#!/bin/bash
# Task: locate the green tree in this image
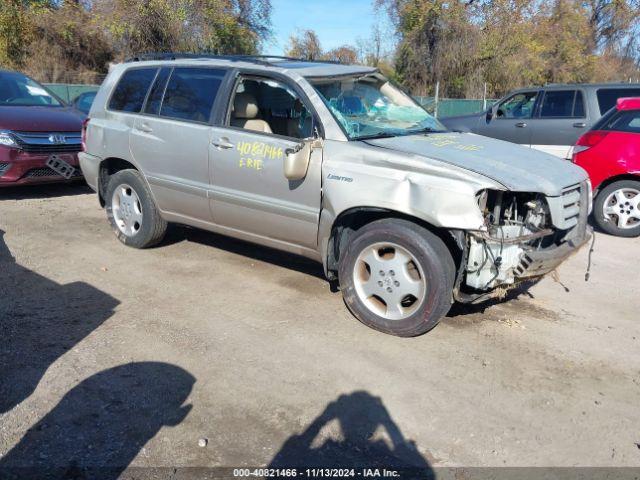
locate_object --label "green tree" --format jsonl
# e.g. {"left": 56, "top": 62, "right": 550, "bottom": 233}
{"left": 285, "top": 29, "right": 323, "bottom": 60}
{"left": 0, "top": 0, "right": 33, "bottom": 68}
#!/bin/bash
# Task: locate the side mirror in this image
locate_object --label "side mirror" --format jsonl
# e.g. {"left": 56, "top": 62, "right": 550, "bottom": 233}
{"left": 486, "top": 107, "right": 494, "bottom": 122}
{"left": 284, "top": 139, "right": 321, "bottom": 181}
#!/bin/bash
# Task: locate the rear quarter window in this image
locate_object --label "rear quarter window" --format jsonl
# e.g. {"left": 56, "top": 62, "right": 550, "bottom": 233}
{"left": 596, "top": 88, "right": 640, "bottom": 114}
{"left": 108, "top": 68, "right": 158, "bottom": 113}
{"left": 598, "top": 110, "right": 640, "bottom": 134}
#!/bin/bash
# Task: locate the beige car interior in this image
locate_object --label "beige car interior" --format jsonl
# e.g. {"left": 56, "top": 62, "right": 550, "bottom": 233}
{"left": 230, "top": 78, "right": 313, "bottom": 139}
{"left": 231, "top": 92, "right": 273, "bottom": 133}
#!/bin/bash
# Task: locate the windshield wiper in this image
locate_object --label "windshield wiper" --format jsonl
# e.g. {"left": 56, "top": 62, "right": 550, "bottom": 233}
{"left": 409, "top": 127, "right": 446, "bottom": 134}
{"left": 355, "top": 132, "right": 401, "bottom": 140}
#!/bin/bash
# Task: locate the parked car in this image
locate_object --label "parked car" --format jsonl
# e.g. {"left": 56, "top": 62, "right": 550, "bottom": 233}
{"left": 441, "top": 83, "right": 640, "bottom": 159}
{"left": 0, "top": 69, "right": 83, "bottom": 186}
{"left": 70, "top": 91, "right": 97, "bottom": 115}
{"left": 80, "top": 54, "right": 591, "bottom": 337}
{"left": 572, "top": 97, "right": 640, "bottom": 237}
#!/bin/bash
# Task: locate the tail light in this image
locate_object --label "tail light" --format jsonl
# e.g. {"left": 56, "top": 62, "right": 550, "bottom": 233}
{"left": 573, "top": 131, "right": 609, "bottom": 158}
{"left": 81, "top": 117, "right": 90, "bottom": 152}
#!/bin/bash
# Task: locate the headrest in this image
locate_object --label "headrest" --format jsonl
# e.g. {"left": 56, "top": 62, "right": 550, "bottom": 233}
{"left": 233, "top": 93, "right": 259, "bottom": 119}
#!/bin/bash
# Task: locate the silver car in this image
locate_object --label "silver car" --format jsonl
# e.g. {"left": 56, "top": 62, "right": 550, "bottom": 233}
{"left": 79, "top": 54, "right": 592, "bottom": 337}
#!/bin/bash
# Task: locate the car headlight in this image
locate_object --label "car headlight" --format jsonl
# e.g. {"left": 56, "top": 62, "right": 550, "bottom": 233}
{"left": 0, "top": 131, "right": 18, "bottom": 148}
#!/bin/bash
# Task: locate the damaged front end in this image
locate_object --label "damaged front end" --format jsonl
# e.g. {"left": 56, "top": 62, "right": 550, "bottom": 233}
{"left": 456, "top": 182, "right": 592, "bottom": 303}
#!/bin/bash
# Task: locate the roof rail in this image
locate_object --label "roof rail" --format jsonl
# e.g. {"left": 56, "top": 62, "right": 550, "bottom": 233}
{"left": 124, "top": 53, "right": 343, "bottom": 66}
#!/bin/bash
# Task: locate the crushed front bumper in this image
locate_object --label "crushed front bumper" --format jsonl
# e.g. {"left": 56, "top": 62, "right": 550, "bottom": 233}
{"left": 457, "top": 181, "right": 592, "bottom": 303}
{"left": 512, "top": 226, "right": 592, "bottom": 279}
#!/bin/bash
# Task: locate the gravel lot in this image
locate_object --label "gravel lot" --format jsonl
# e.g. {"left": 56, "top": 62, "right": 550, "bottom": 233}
{"left": 1, "top": 183, "right": 639, "bottom": 473}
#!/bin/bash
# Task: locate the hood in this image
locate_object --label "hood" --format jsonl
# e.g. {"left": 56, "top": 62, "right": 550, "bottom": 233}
{"left": 363, "top": 132, "right": 587, "bottom": 196}
{"left": 0, "top": 106, "right": 83, "bottom": 132}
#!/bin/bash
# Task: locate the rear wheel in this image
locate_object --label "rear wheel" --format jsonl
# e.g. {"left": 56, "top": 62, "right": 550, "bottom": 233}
{"left": 105, "top": 169, "right": 167, "bottom": 248}
{"left": 593, "top": 180, "right": 640, "bottom": 237}
{"left": 338, "top": 218, "right": 455, "bottom": 337}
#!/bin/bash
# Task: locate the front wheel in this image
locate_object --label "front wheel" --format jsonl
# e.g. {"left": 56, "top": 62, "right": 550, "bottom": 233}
{"left": 105, "top": 169, "right": 168, "bottom": 248}
{"left": 593, "top": 180, "right": 640, "bottom": 237}
{"left": 338, "top": 218, "right": 455, "bottom": 337}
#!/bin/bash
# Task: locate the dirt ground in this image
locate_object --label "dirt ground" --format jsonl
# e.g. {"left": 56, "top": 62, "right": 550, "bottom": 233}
{"left": 1, "top": 183, "right": 639, "bottom": 473}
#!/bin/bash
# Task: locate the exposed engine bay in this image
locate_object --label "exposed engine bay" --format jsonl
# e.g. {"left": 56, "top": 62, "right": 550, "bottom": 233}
{"left": 463, "top": 190, "right": 565, "bottom": 292}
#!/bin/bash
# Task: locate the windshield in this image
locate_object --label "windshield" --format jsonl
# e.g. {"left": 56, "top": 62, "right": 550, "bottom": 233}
{"left": 0, "top": 71, "right": 63, "bottom": 107}
{"left": 310, "top": 74, "right": 446, "bottom": 140}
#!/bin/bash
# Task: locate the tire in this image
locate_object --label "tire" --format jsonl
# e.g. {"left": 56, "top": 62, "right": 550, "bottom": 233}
{"left": 338, "top": 218, "right": 455, "bottom": 337}
{"left": 105, "top": 169, "right": 167, "bottom": 248}
{"left": 593, "top": 180, "right": 640, "bottom": 237}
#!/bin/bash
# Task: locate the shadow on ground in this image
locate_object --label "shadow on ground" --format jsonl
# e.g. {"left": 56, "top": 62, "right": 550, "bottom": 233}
{"left": 0, "top": 229, "right": 119, "bottom": 413}
{"left": 164, "top": 225, "right": 327, "bottom": 280}
{"left": 0, "top": 182, "right": 91, "bottom": 200}
{"left": 269, "top": 391, "right": 434, "bottom": 477}
{"left": 0, "top": 362, "right": 195, "bottom": 480}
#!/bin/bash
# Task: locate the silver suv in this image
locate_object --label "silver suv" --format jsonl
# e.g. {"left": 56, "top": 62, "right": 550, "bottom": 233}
{"left": 80, "top": 54, "right": 592, "bottom": 337}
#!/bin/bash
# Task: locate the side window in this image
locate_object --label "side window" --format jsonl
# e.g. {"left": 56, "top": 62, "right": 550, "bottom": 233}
{"left": 160, "top": 68, "right": 225, "bottom": 123}
{"left": 109, "top": 68, "right": 157, "bottom": 113}
{"left": 600, "top": 110, "right": 640, "bottom": 134}
{"left": 228, "top": 76, "right": 315, "bottom": 139}
{"left": 496, "top": 92, "right": 538, "bottom": 119}
{"left": 144, "top": 68, "right": 171, "bottom": 115}
{"left": 539, "top": 90, "right": 579, "bottom": 118}
{"left": 597, "top": 88, "right": 640, "bottom": 114}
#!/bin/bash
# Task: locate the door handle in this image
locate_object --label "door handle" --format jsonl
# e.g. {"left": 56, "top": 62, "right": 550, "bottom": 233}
{"left": 136, "top": 123, "right": 153, "bottom": 133}
{"left": 212, "top": 138, "right": 234, "bottom": 150}
{"left": 573, "top": 122, "right": 586, "bottom": 128}
{"left": 515, "top": 122, "right": 527, "bottom": 128}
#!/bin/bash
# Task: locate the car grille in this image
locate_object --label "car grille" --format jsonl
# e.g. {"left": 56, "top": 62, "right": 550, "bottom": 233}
{"left": 560, "top": 183, "right": 582, "bottom": 228}
{"left": 24, "top": 167, "right": 83, "bottom": 178}
{"left": 19, "top": 144, "right": 82, "bottom": 154}
{"left": 13, "top": 131, "right": 82, "bottom": 154}
{"left": 547, "top": 182, "right": 588, "bottom": 230}
{"left": 0, "top": 162, "right": 10, "bottom": 176}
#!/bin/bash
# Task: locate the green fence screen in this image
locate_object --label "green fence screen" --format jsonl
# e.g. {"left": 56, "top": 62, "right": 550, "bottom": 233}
{"left": 415, "top": 97, "right": 497, "bottom": 118}
{"left": 44, "top": 83, "right": 100, "bottom": 103}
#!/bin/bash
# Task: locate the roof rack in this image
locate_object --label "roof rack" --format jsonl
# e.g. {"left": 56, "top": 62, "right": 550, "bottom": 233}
{"left": 125, "top": 53, "right": 342, "bottom": 66}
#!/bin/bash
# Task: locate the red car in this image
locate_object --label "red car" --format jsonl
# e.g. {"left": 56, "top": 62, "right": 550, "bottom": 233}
{"left": 0, "top": 69, "right": 83, "bottom": 187}
{"left": 573, "top": 97, "right": 640, "bottom": 237}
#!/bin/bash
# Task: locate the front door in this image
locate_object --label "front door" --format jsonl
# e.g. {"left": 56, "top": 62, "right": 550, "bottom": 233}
{"left": 208, "top": 74, "right": 322, "bottom": 250}
{"left": 477, "top": 90, "right": 540, "bottom": 146}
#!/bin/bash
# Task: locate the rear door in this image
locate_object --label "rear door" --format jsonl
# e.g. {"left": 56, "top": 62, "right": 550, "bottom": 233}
{"left": 529, "top": 89, "right": 587, "bottom": 158}
{"left": 129, "top": 66, "right": 228, "bottom": 221}
{"left": 476, "top": 91, "right": 539, "bottom": 146}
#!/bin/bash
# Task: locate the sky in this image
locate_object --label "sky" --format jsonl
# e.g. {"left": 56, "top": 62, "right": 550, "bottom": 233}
{"left": 267, "top": 0, "right": 394, "bottom": 56}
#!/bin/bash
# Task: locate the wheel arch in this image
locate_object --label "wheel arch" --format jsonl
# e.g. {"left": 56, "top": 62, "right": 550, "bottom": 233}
{"left": 97, "top": 157, "right": 142, "bottom": 207}
{"left": 594, "top": 173, "right": 640, "bottom": 197}
{"left": 321, "top": 206, "right": 466, "bottom": 284}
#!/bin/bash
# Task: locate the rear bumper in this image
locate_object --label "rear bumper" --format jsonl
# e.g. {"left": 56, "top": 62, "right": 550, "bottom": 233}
{"left": 0, "top": 147, "right": 82, "bottom": 187}
{"left": 78, "top": 152, "right": 101, "bottom": 192}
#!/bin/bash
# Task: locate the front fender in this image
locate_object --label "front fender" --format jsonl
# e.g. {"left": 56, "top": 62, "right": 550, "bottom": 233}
{"left": 318, "top": 140, "right": 500, "bottom": 273}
